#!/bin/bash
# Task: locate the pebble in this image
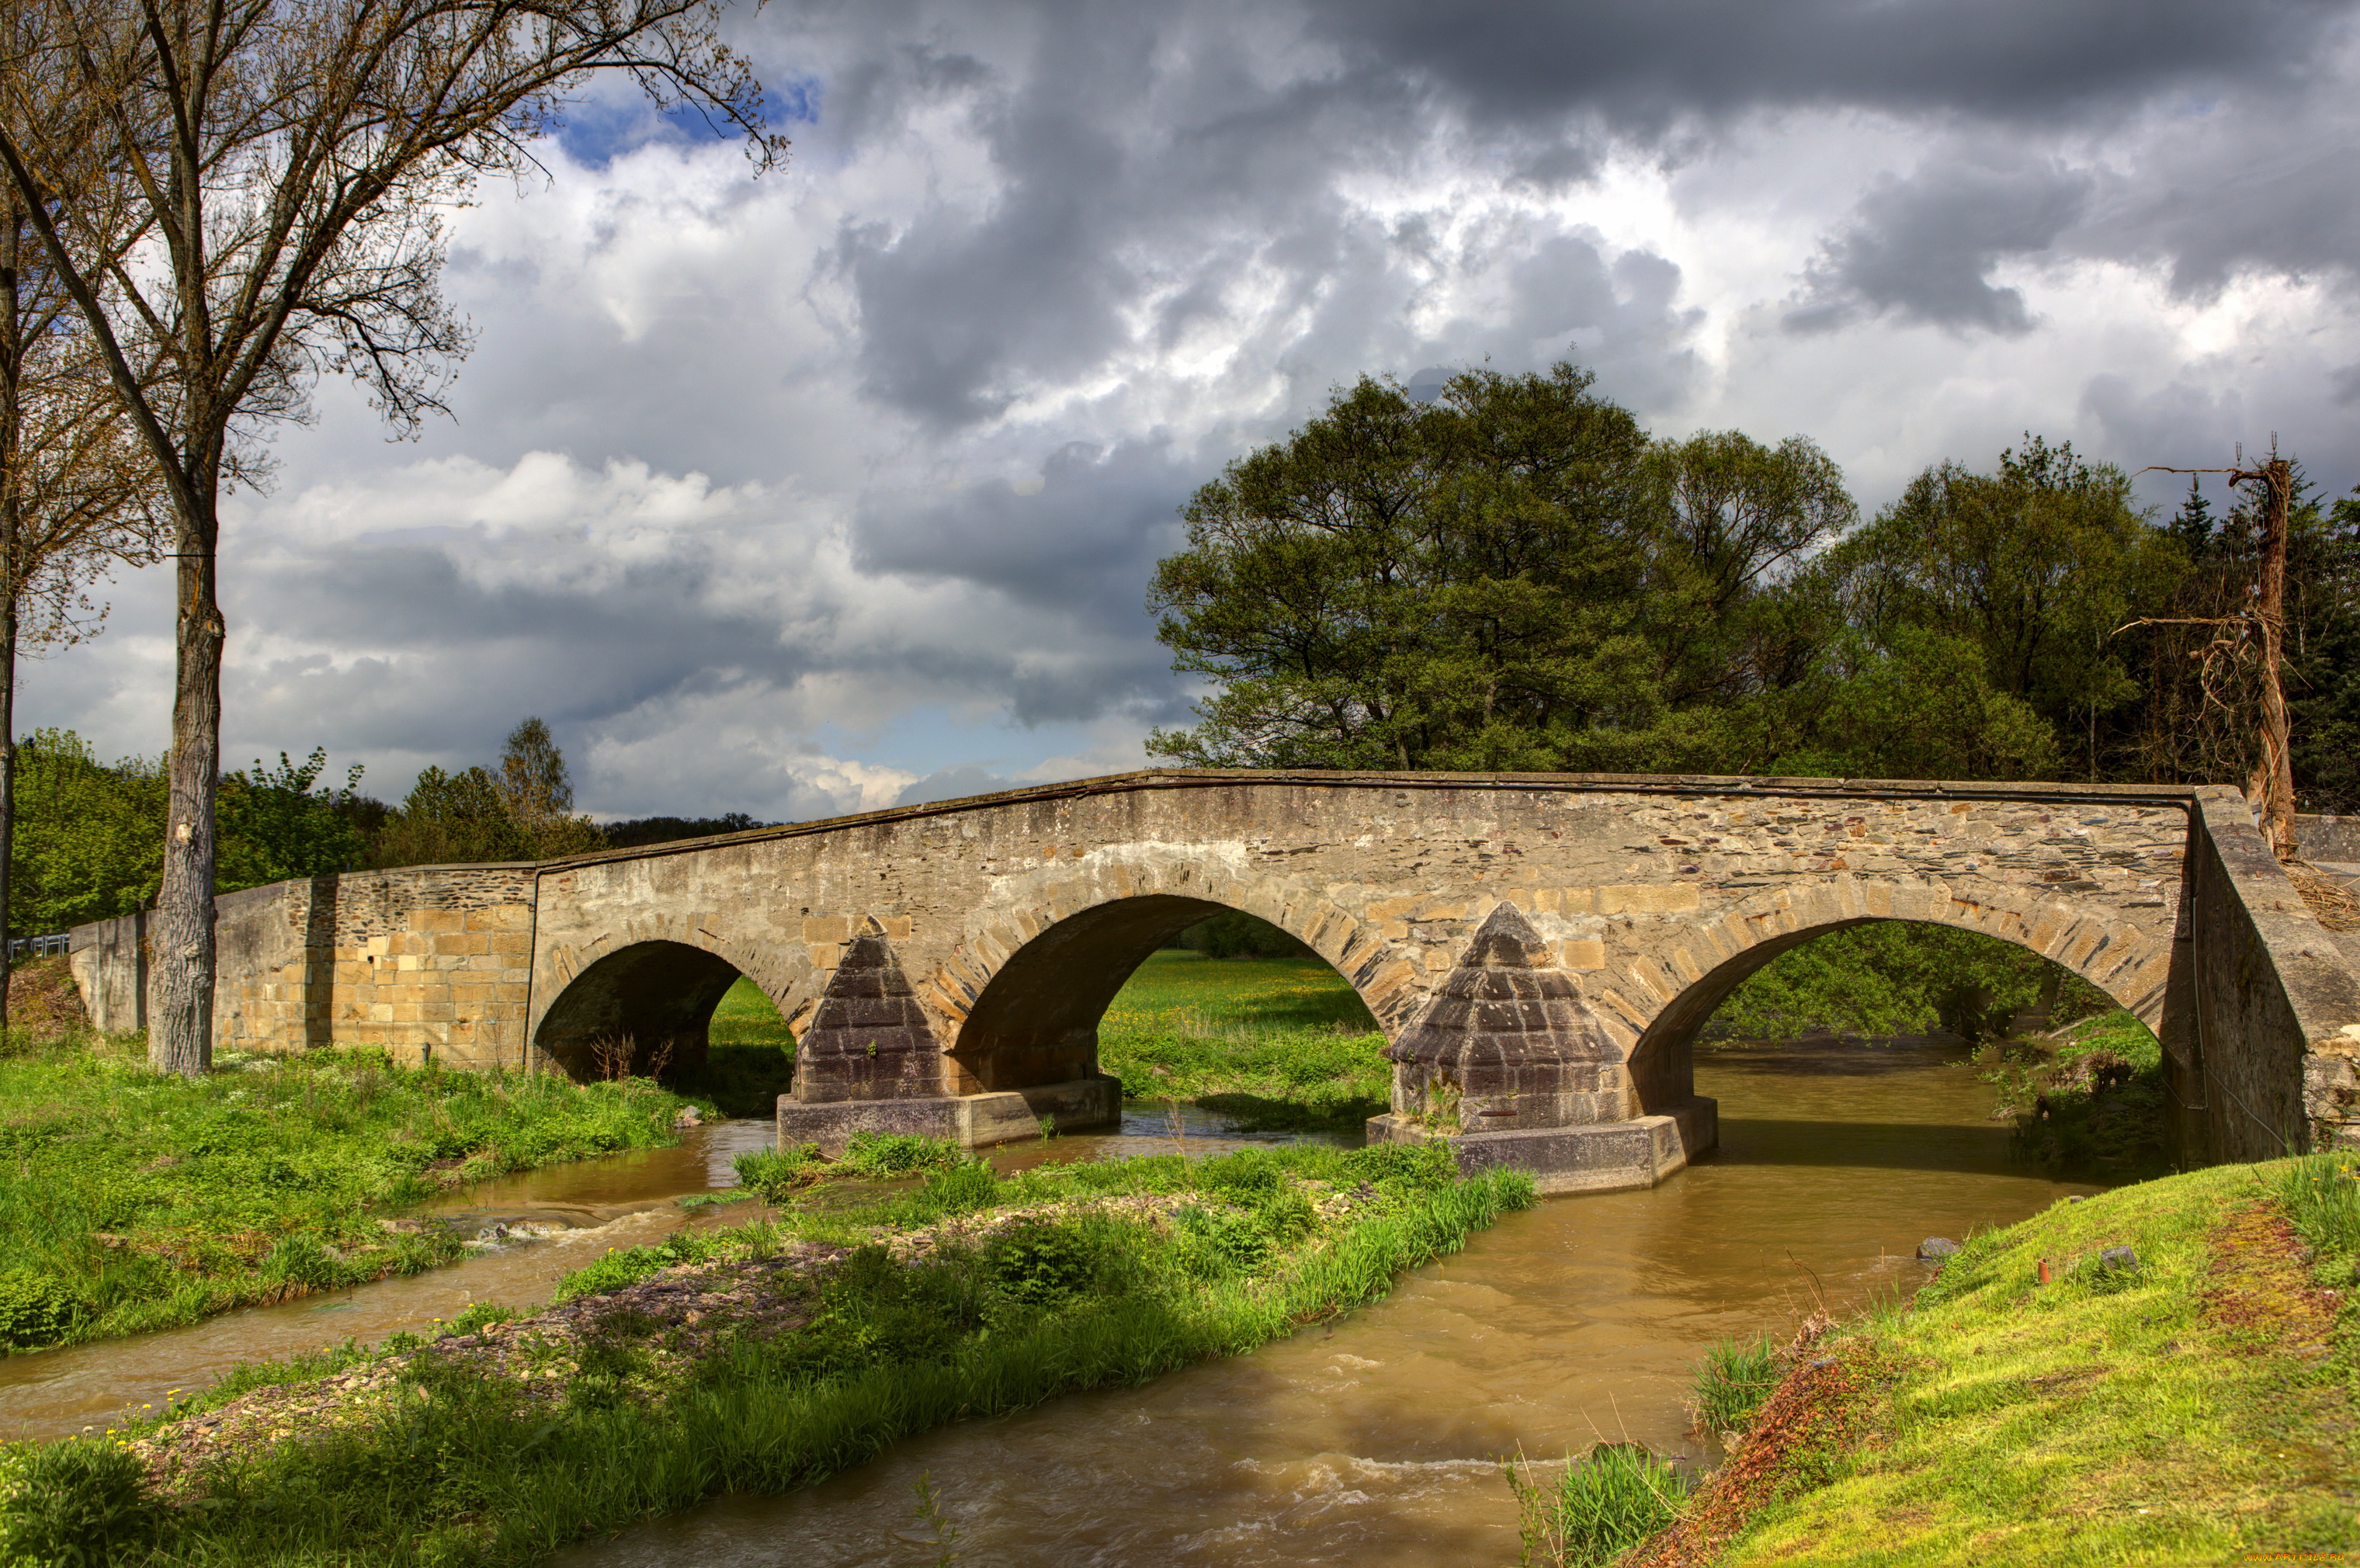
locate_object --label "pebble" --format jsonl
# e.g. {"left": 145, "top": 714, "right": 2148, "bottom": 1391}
{"left": 1917, "top": 1237, "right": 1960, "bottom": 1261}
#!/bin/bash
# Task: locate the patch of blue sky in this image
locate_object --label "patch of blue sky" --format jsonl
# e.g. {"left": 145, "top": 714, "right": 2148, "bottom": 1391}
{"left": 549, "top": 74, "right": 819, "bottom": 168}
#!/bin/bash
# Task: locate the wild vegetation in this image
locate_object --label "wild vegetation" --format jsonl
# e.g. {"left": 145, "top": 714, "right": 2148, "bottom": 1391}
{"left": 0, "top": 987, "right": 691, "bottom": 1353}
{"left": 0, "top": 1141, "right": 1532, "bottom": 1565}
{"left": 1540, "top": 1155, "right": 2360, "bottom": 1567}
{"left": 1149, "top": 365, "right": 2360, "bottom": 807}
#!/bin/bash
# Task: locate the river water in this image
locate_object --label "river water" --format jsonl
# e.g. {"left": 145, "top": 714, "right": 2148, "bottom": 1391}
{"left": 3, "top": 1039, "right": 2098, "bottom": 1566}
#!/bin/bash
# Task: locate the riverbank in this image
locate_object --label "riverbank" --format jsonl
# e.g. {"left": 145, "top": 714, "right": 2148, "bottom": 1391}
{"left": 0, "top": 1141, "right": 1532, "bottom": 1566}
{"left": 1622, "top": 1153, "right": 2360, "bottom": 1566}
{"left": 0, "top": 1012, "right": 692, "bottom": 1353}
{"left": 1096, "top": 950, "right": 1390, "bottom": 1129}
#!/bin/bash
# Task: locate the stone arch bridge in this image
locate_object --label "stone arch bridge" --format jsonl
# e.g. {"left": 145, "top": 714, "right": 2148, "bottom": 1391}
{"left": 70, "top": 772, "right": 2360, "bottom": 1192}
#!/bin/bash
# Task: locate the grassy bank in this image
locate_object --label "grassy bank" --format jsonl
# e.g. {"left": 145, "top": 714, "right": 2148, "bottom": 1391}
{"left": 671, "top": 976, "right": 797, "bottom": 1117}
{"left": 0, "top": 1014, "right": 690, "bottom": 1353}
{"left": 1097, "top": 950, "right": 1390, "bottom": 1129}
{"left": 1591, "top": 1155, "right": 2360, "bottom": 1566}
{"left": 1976, "top": 1009, "right": 2171, "bottom": 1178}
{"left": 0, "top": 1140, "right": 1532, "bottom": 1566}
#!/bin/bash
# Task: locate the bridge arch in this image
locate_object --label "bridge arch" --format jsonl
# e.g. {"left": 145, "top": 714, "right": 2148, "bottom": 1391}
{"left": 932, "top": 874, "right": 1401, "bottom": 1095}
{"left": 531, "top": 926, "right": 798, "bottom": 1082}
{"left": 1622, "top": 876, "right": 2178, "bottom": 1079}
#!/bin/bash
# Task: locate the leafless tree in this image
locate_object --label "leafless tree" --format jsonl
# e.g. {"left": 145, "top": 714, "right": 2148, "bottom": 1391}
{"left": 0, "top": 3, "right": 168, "bottom": 1037}
{"left": 0, "top": 0, "right": 785, "bottom": 1074}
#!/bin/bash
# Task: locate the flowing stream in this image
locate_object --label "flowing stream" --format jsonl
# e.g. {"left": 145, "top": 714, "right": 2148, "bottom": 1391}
{"left": 2, "top": 1039, "right": 2098, "bottom": 1566}
{"left": 564, "top": 1039, "right": 2098, "bottom": 1567}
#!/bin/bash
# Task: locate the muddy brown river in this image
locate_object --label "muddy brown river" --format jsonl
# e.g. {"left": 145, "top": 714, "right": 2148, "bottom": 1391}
{"left": 2, "top": 1040, "right": 2100, "bottom": 1564}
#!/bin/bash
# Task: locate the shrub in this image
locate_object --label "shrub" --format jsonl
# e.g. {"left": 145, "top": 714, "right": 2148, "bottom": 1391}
{"left": 0, "top": 1270, "right": 80, "bottom": 1349}
{"left": 0, "top": 1439, "right": 165, "bottom": 1564}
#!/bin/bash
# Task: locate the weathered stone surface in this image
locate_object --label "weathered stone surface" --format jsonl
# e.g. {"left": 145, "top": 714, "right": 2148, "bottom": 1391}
{"left": 1369, "top": 1097, "right": 1716, "bottom": 1195}
{"left": 64, "top": 769, "right": 2360, "bottom": 1190}
{"left": 792, "top": 918, "right": 946, "bottom": 1103}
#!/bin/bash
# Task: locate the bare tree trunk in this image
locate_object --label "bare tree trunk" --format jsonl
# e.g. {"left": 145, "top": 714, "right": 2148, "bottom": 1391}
{"left": 2251, "top": 456, "right": 2296, "bottom": 861}
{"left": 0, "top": 201, "right": 18, "bottom": 1044}
{"left": 150, "top": 511, "right": 221, "bottom": 1075}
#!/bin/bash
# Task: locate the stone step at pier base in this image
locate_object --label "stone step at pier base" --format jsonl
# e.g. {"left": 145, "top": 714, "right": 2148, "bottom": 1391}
{"left": 776, "top": 1076, "right": 1122, "bottom": 1156}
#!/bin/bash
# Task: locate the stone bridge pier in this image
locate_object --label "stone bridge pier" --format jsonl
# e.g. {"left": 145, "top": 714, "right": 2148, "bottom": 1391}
{"left": 68, "top": 771, "right": 2360, "bottom": 1195}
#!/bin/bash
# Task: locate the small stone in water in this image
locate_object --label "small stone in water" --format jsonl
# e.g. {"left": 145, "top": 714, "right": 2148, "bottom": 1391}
{"left": 1917, "top": 1237, "right": 1960, "bottom": 1261}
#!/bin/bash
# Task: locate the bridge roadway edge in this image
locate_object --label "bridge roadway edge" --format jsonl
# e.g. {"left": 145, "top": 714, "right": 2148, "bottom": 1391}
{"left": 60, "top": 771, "right": 2360, "bottom": 1190}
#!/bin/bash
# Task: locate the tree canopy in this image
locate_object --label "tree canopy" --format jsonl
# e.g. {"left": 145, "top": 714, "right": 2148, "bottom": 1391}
{"left": 1150, "top": 364, "right": 2360, "bottom": 807}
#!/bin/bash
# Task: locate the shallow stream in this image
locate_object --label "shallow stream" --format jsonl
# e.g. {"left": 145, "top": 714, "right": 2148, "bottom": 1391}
{"left": 2, "top": 1039, "right": 2098, "bottom": 1565}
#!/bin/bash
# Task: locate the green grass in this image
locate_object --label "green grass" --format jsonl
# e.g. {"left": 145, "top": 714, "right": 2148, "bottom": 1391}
{"left": 1682, "top": 1157, "right": 2360, "bottom": 1566}
{"left": 1096, "top": 950, "right": 1391, "bottom": 1130}
{"left": 1691, "top": 1336, "right": 1783, "bottom": 1433}
{"left": 1504, "top": 1444, "right": 1692, "bottom": 1568}
{"left": 0, "top": 1141, "right": 1536, "bottom": 1566}
{"left": 0, "top": 1029, "right": 689, "bottom": 1352}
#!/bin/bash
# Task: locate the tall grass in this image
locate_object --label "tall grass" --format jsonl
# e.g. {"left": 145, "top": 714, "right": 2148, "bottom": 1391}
{"left": 1692, "top": 1335, "right": 1783, "bottom": 1432}
{"left": 2276, "top": 1150, "right": 2360, "bottom": 1281}
{"left": 6, "top": 1142, "right": 1533, "bottom": 1565}
{"left": 1504, "top": 1444, "right": 1691, "bottom": 1568}
{"left": 0, "top": 1034, "right": 689, "bottom": 1351}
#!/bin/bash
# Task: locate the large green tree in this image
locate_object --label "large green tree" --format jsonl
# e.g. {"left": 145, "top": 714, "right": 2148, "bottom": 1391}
{"left": 1147, "top": 364, "right": 1852, "bottom": 772}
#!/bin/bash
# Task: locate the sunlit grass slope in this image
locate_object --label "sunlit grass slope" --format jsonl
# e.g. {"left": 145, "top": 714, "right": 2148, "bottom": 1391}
{"left": 1668, "top": 1157, "right": 2360, "bottom": 1566}
{"left": 1096, "top": 950, "right": 1390, "bottom": 1130}
{"left": 0, "top": 1032, "right": 689, "bottom": 1352}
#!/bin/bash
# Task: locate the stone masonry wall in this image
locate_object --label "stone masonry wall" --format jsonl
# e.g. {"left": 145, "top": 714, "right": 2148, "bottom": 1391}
{"left": 71, "top": 866, "right": 537, "bottom": 1067}
{"left": 526, "top": 772, "right": 2199, "bottom": 1108}
{"left": 2192, "top": 792, "right": 2360, "bottom": 1157}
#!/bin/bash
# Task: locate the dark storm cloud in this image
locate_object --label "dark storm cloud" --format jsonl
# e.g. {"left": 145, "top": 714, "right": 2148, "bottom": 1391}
{"left": 852, "top": 438, "right": 1189, "bottom": 620}
{"left": 226, "top": 546, "right": 817, "bottom": 758}
{"left": 1295, "top": 0, "right": 2343, "bottom": 130}
{"left": 1786, "top": 158, "right": 2093, "bottom": 335}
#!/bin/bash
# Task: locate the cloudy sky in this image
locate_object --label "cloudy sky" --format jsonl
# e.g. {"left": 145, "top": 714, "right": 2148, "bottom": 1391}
{"left": 26, "top": 0, "right": 2360, "bottom": 821}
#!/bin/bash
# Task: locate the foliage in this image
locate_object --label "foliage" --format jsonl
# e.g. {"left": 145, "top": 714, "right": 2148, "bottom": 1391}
{"left": 838, "top": 1131, "right": 971, "bottom": 1178}
{"left": 1147, "top": 370, "right": 2360, "bottom": 801}
{"left": 6, "top": 729, "right": 165, "bottom": 932}
{"left": 20, "top": 1142, "right": 1532, "bottom": 1563}
{"left": 214, "top": 748, "right": 370, "bottom": 892}
{"left": 1981, "top": 1011, "right": 2169, "bottom": 1177}
{"left": 1147, "top": 365, "right": 1852, "bottom": 772}
{"left": 1170, "top": 911, "right": 1310, "bottom": 959}
{"left": 1713, "top": 922, "right": 2109, "bottom": 1042}
{"left": 1504, "top": 1443, "right": 1692, "bottom": 1568}
{"left": 730, "top": 1143, "right": 823, "bottom": 1202}
{"left": 8, "top": 730, "right": 372, "bottom": 935}
{"left": 368, "top": 722, "right": 607, "bottom": 869}
{"left": 601, "top": 813, "right": 771, "bottom": 848}
{"left": 1823, "top": 437, "right": 2170, "bottom": 782}
{"left": 0, "top": 1438, "right": 165, "bottom": 1566}
{"left": 0, "top": 1035, "right": 688, "bottom": 1351}
{"left": 1693, "top": 1336, "right": 1785, "bottom": 1432}
{"left": 1097, "top": 951, "right": 1390, "bottom": 1130}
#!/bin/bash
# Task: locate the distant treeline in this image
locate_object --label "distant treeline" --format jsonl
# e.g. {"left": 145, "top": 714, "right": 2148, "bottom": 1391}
{"left": 9, "top": 722, "right": 776, "bottom": 937}
{"left": 1150, "top": 364, "right": 2360, "bottom": 810}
